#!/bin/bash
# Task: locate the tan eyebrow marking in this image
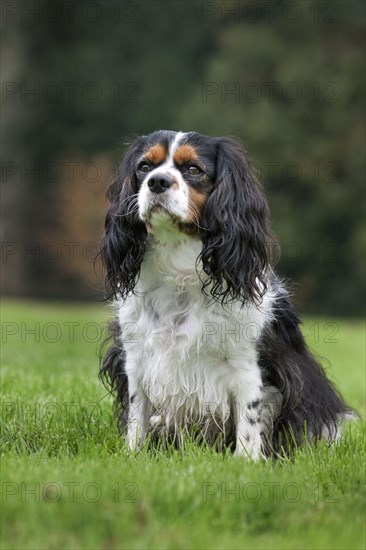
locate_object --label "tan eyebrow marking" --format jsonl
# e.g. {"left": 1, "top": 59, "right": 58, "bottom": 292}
{"left": 173, "top": 144, "right": 199, "bottom": 165}
{"left": 144, "top": 143, "right": 167, "bottom": 164}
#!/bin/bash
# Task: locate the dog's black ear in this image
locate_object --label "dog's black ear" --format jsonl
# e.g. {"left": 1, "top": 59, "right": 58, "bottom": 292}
{"left": 200, "top": 137, "right": 275, "bottom": 305}
{"left": 101, "top": 138, "right": 147, "bottom": 300}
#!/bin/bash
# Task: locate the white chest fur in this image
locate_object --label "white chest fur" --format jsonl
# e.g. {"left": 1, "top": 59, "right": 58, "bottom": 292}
{"left": 117, "top": 225, "right": 273, "bottom": 426}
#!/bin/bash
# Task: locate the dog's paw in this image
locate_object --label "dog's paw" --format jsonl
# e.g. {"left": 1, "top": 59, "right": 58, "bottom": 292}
{"left": 149, "top": 414, "right": 164, "bottom": 431}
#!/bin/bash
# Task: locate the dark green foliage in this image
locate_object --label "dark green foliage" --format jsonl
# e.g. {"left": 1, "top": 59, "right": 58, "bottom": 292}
{"left": 3, "top": 0, "right": 365, "bottom": 314}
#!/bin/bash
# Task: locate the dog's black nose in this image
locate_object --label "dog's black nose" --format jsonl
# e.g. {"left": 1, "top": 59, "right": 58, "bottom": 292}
{"left": 148, "top": 174, "right": 173, "bottom": 194}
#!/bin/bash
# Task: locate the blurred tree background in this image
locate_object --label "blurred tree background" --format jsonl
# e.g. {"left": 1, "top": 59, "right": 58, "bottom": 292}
{"left": 1, "top": 0, "right": 365, "bottom": 315}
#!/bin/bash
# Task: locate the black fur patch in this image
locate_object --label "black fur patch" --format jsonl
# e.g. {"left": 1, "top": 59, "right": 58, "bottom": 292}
{"left": 199, "top": 136, "right": 276, "bottom": 306}
{"left": 257, "top": 278, "right": 352, "bottom": 454}
{"left": 247, "top": 399, "right": 260, "bottom": 410}
{"left": 99, "top": 318, "right": 129, "bottom": 431}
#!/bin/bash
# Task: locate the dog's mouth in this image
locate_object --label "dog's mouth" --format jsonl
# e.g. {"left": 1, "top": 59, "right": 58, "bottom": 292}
{"left": 143, "top": 200, "right": 176, "bottom": 221}
{"left": 142, "top": 201, "right": 185, "bottom": 233}
{"left": 149, "top": 204, "right": 170, "bottom": 216}
{"left": 141, "top": 198, "right": 199, "bottom": 237}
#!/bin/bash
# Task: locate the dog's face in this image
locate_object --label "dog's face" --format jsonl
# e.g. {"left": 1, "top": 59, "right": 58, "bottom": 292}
{"left": 136, "top": 131, "right": 217, "bottom": 232}
{"left": 102, "top": 130, "right": 274, "bottom": 304}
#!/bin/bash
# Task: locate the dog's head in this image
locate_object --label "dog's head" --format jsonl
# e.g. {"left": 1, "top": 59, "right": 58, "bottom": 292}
{"left": 101, "top": 130, "right": 275, "bottom": 304}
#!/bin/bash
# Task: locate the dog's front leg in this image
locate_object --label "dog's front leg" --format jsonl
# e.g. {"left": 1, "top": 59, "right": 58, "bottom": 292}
{"left": 230, "top": 366, "right": 265, "bottom": 460}
{"left": 126, "top": 388, "right": 152, "bottom": 451}
{"left": 233, "top": 399, "right": 265, "bottom": 460}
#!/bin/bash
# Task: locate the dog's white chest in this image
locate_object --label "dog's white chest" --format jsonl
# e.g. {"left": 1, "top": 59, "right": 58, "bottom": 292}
{"left": 118, "top": 283, "right": 270, "bottom": 420}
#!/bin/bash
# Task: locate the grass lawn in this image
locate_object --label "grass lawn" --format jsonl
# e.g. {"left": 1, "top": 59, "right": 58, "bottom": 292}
{"left": 1, "top": 300, "right": 365, "bottom": 550}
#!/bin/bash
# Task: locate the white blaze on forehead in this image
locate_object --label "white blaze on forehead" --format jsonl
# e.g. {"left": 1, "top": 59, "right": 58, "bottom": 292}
{"left": 166, "top": 132, "right": 185, "bottom": 167}
{"left": 143, "top": 132, "right": 186, "bottom": 179}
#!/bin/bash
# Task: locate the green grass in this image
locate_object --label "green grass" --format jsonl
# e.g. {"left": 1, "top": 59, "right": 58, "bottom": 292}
{"left": 1, "top": 300, "right": 365, "bottom": 550}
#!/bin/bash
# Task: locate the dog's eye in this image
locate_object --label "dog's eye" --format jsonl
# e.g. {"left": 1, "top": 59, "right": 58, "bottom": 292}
{"left": 188, "top": 165, "right": 201, "bottom": 175}
{"left": 139, "top": 163, "right": 152, "bottom": 173}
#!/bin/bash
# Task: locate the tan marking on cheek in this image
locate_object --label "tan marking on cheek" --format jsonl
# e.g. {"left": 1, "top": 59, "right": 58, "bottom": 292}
{"left": 173, "top": 144, "right": 199, "bottom": 165}
{"left": 187, "top": 188, "right": 208, "bottom": 222}
{"left": 144, "top": 143, "right": 167, "bottom": 164}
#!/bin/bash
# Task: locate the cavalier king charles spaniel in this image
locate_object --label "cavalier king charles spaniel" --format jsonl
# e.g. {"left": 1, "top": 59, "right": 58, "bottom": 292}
{"left": 100, "top": 130, "right": 351, "bottom": 458}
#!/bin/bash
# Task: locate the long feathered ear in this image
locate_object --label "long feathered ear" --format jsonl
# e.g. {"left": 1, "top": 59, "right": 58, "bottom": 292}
{"left": 101, "top": 138, "right": 147, "bottom": 300}
{"left": 200, "top": 137, "right": 275, "bottom": 306}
